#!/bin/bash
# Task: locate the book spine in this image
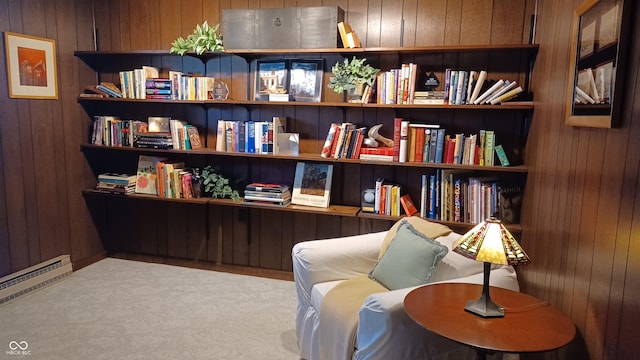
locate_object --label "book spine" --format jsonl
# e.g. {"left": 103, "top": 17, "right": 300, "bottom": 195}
{"left": 435, "top": 129, "right": 445, "bottom": 163}
{"left": 494, "top": 144, "right": 510, "bottom": 166}
{"left": 484, "top": 130, "right": 495, "bottom": 166}
{"left": 399, "top": 120, "right": 410, "bottom": 163}
{"left": 320, "top": 123, "right": 338, "bottom": 158}
{"left": 420, "top": 174, "right": 428, "bottom": 218}
{"left": 392, "top": 118, "right": 402, "bottom": 162}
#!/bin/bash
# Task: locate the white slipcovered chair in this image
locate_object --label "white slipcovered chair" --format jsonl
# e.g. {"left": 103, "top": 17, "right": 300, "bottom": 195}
{"left": 292, "top": 217, "right": 520, "bottom": 360}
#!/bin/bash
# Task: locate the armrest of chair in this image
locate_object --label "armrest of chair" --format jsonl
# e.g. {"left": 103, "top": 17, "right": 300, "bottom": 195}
{"left": 292, "top": 231, "right": 387, "bottom": 302}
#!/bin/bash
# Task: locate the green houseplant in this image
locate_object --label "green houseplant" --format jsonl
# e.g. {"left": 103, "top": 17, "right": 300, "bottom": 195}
{"left": 200, "top": 165, "right": 240, "bottom": 201}
{"left": 170, "top": 21, "right": 224, "bottom": 55}
{"left": 328, "top": 57, "right": 380, "bottom": 101}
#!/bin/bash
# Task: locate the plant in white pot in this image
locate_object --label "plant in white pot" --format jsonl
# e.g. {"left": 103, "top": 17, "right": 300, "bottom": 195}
{"left": 328, "top": 57, "right": 380, "bottom": 102}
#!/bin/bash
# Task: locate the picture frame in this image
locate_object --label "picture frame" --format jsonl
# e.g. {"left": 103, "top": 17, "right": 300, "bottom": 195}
{"left": 565, "top": 0, "right": 631, "bottom": 128}
{"left": 289, "top": 59, "right": 324, "bottom": 102}
{"left": 291, "top": 162, "right": 333, "bottom": 208}
{"left": 4, "top": 32, "right": 58, "bottom": 99}
{"left": 254, "top": 59, "right": 288, "bottom": 101}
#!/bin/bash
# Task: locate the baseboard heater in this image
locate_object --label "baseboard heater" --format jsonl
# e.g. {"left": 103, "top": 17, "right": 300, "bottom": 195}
{"left": 0, "top": 255, "right": 73, "bottom": 305}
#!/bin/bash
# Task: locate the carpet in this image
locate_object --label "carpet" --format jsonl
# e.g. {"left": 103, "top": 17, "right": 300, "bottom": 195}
{"left": 0, "top": 258, "right": 301, "bottom": 360}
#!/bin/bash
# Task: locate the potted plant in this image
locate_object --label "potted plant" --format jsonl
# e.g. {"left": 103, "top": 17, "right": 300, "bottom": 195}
{"left": 199, "top": 165, "right": 240, "bottom": 201}
{"left": 328, "top": 57, "right": 380, "bottom": 102}
{"left": 170, "top": 21, "right": 224, "bottom": 55}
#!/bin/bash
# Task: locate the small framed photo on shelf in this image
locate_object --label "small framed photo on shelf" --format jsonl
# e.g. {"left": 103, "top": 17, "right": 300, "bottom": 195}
{"left": 255, "top": 60, "right": 288, "bottom": 101}
{"left": 289, "top": 59, "right": 324, "bottom": 102}
{"left": 4, "top": 32, "right": 58, "bottom": 99}
{"left": 291, "top": 162, "right": 333, "bottom": 208}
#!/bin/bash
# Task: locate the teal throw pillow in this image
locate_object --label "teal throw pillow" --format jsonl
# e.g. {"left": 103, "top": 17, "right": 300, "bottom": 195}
{"left": 369, "top": 220, "right": 449, "bottom": 290}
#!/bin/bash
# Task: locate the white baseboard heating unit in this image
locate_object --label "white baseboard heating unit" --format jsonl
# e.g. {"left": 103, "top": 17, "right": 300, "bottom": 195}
{"left": 0, "top": 255, "right": 73, "bottom": 305}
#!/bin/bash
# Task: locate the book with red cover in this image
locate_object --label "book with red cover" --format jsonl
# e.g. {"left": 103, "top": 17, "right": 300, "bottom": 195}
{"left": 400, "top": 194, "right": 418, "bottom": 216}
{"left": 360, "top": 147, "right": 394, "bottom": 155}
{"left": 393, "top": 117, "right": 403, "bottom": 162}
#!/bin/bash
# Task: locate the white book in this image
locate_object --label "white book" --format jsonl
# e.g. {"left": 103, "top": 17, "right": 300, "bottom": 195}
{"left": 399, "top": 120, "right": 410, "bottom": 162}
{"left": 469, "top": 70, "right": 487, "bottom": 104}
{"left": 216, "top": 120, "right": 226, "bottom": 151}
{"left": 474, "top": 79, "right": 504, "bottom": 105}
{"left": 490, "top": 86, "right": 523, "bottom": 105}
{"left": 485, "top": 81, "right": 517, "bottom": 104}
{"left": 575, "top": 86, "right": 595, "bottom": 104}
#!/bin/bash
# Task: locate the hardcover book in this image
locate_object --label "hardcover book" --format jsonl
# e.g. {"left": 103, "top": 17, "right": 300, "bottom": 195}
{"left": 291, "top": 162, "right": 333, "bottom": 208}
{"left": 135, "top": 155, "right": 168, "bottom": 195}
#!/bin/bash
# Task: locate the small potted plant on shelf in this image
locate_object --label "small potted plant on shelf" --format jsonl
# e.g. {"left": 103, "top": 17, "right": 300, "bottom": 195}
{"left": 170, "top": 21, "right": 224, "bottom": 55}
{"left": 197, "top": 165, "right": 240, "bottom": 201}
{"left": 328, "top": 57, "right": 380, "bottom": 102}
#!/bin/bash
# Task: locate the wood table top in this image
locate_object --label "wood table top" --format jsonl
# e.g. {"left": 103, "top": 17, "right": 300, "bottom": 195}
{"left": 404, "top": 283, "right": 576, "bottom": 353}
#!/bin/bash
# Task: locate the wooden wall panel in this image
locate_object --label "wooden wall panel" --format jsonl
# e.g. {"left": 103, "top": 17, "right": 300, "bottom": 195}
{"left": 5, "top": 1, "right": 639, "bottom": 358}
{"left": 520, "top": 0, "right": 640, "bottom": 359}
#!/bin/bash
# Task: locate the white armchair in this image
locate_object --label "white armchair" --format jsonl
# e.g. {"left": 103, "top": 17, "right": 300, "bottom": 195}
{"left": 292, "top": 219, "right": 520, "bottom": 360}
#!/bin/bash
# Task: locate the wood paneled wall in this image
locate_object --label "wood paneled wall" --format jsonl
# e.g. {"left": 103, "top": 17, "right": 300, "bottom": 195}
{"left": 2, "top": 0, "right": 637, "bottom": 359}
{"left": 520, "top": 1, "right": 640, "bottom": 359}
{"left": 0, "top": 0, "right": 102, "bottom": 276}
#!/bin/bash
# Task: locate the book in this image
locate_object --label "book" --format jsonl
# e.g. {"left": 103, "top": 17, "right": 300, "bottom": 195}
{"left": 494, "top": 144, "right": 510, "bottom": 166}
{"left": 271, "top": 116, "right": 288, "bottom": 155}
{"left": 399, "top": 120, "right": 410, "bottom": 162}
{"left": 291, "top": 162, "right": 333, "bottom": 208}
{"left": 468, "top": 70, "right": 487, "bottom": 104}
{"left": 186, "top": 126, "right": 202, "bottom": 150}
{"left": 337, "top": 22, "right": 361, "bottom": 48}
{"left": 474, "top": 79, "right": 504, "bottom": 105}
{"left": 489, "top": 86, "right": 523, "bottom": 105}
{"left": 321, "top": 123, "right": 339, "bottom": 158}
{"left": 246, "top": 183, "right": 290, "bottom": 193}
{"left": 135, "top": 155, "right": 168, "bottom": 195}
{"left": 400, "top": 194, "right": 418, "bottom": 216}
{"left": 497, "top": 182, "right": 523, "bottom": 224}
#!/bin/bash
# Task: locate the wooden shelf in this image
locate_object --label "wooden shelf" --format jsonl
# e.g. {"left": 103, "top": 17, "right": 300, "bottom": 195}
{"left": 80, "top": 144, "right": 527, "bottom": 173}
{"left": 357, "top": 212, "right": 522, "bottom": 232}
{"left": 77, "top": 96, "right": 533, "bottom": 110}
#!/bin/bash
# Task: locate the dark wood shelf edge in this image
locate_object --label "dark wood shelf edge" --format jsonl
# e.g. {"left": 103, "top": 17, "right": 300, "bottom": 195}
{"left": 79, "top": 145, "right": 528, "bottom": 173}
{"left": 357, "top": 212, "right": 522, "bottom": 232}
{"left": 76, "top": 96, "right": 533, "bottom": 110}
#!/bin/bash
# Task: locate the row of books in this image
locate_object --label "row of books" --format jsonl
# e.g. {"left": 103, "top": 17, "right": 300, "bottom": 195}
{"left": 243, "top": 183, "right": 291, "bottom": 207}
{"left": 215, "top": 117, "right": 288, "bottom": 154}
{"left": 363, "top": 180, "right": 418, "bottom": 217}
{"left": 168, "top": 70, "right": 216, "bottom": 101}
{"left": 394, "top": 118, "right": 503, "bottom": 166}
{"left": 373, "top": 63, "right": 419, "bottom": 105}
{"left": 94, "top": 173, "right": 136, "bottom": 195}
{"left": 134, "top": 155, "right": 200, "bottom": 199}
{"left": 90, "top": 116, "right": 201, "bottom": 150}
{"left": 320, "top": 122, "right": 367, "bottom": 159}
{"left": 418, "top": 170, "right": 522, "bottom": 225}
{"left": 444, "top": 70, "right": 523, "bottom": 105}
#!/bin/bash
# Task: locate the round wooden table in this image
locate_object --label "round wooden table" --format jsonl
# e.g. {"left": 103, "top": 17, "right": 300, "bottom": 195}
{"left": 404, "top": 283, "right": 576, "bottom": 359}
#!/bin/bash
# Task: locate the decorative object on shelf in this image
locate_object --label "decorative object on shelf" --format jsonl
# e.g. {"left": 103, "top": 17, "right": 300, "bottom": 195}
{"left": 212, "top": 80, "right": 229, "bottom": 100}
{"left": 367, "top": 124, "right": 394, "bottom": 147}
{"left": 565, "top": 0, "right": 631, "bottom": 128}
{"left": 289, "top": 59, "right": 324, "bottom": 102}
{"left": 291, "top": 162, "right": 333, "bottom": 208}
{"left": 422, "top": 71, "right": 440, "bottom": 91}
{"left": 4, "top": 32, "right": 58, "bottom": 99}
{"left": 201, "top": 165, "right": 240, "bottom": 201}
{"left": 328, "top": 56, "right": 379, "bottom": 102}
{"left": 169, "top": 21, "right": 224, "bottom": 55}
{"left": 190, "top": 168, "right": 203, "bottom": 198}
{"left": 255, "top": 60, "right": 288, "bottom": 101}
{"left": 452, "top": 217, "right": 530, "bottom": 318}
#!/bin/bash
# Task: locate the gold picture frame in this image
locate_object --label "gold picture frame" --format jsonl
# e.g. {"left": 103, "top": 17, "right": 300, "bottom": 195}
{"left": 565, "top": 0, "right": 631, "bottom": 128}
{"left": 4, "top": 32, "right": 58, "bottom": 99}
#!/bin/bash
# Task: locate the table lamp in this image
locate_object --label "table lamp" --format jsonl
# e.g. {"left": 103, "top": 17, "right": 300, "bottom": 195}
{"left": 452, "top": 217, "right": 530, "bottom": 318}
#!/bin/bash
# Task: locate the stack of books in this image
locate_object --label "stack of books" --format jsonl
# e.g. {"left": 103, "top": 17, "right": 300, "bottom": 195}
{"left": 95, "top": 173, "right": 137, "bottom": 195}
{"left": 146, "top": 78, "right": 172, "bottom": 100}
{"left": 243, "top": 183, "right": 291, "bottom": 207}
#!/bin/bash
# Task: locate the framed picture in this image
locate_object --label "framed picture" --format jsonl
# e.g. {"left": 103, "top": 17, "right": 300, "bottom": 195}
{"left": 289, "top": 59, "right": 324, "bottom": 102}
{"left": 565, "top": 0, "right": 631, "bottom": 128}
{"left": 254, "top": 60, "right": 288, "bottom": 101}
{"left": 4, "top": 32, "right": 58, "bottom": 99}
{"left": 291, "top": 162, "right": 333, "bottom": 208}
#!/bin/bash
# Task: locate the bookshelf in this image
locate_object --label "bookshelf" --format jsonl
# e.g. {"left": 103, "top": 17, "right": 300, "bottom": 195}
{"left": 75, "top": 43, "right": 536, "bottom": 269}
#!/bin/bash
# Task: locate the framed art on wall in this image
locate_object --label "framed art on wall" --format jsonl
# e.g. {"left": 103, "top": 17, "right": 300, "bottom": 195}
{"left": 565, "top": 0, "right": 631, "bottom": 128}
{"left": 4, "top": 32, "right": 58, "bottom": 99}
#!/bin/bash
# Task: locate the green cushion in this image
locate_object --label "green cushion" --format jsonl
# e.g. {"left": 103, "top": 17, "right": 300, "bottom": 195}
{"left": 369, "top": 219, "right": 449, "bottom": 290}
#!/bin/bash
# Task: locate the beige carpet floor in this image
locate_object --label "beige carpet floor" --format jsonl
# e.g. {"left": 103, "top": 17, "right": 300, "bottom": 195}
{"left": 0, "top": 258, "right": 300, "bottom": 360}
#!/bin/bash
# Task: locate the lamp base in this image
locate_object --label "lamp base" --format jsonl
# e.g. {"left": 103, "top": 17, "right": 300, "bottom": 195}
{"left": 464, "top": 297, "right": 504, "bottom": 318}
{"left": 464, "top": 262, "right": 505, "bottom": 318}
